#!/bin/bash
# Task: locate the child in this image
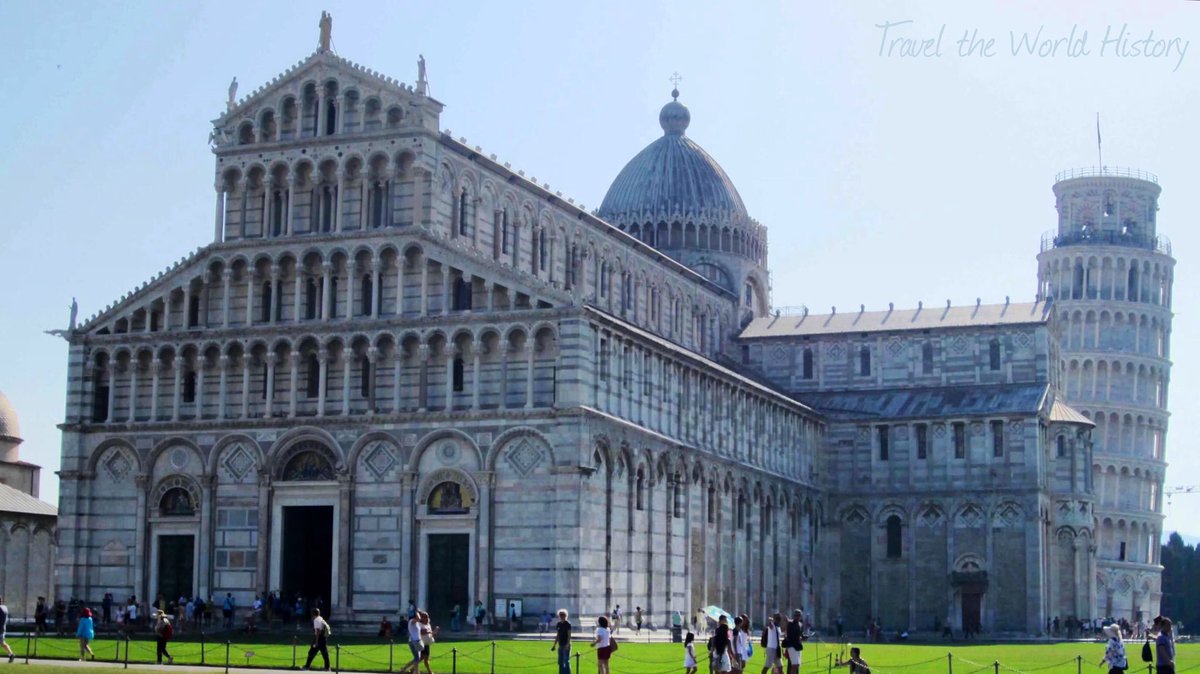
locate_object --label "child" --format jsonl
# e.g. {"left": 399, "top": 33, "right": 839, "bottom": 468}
{"left": 77, "top": 607, "right": 96, "bottom": 661}
{"left": 684, "top": 632, "right": 698, "bottom": 674}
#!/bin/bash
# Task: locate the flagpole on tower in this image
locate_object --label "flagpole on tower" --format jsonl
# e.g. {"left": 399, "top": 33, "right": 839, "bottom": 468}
{"left": 1096, "top": 112, "right": 1103, "bottom": 171}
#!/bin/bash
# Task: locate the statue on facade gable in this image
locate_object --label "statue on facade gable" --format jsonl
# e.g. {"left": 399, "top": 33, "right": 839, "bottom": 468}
{"left": 319, "top": 11, "right": 333, "bottom": 51}
{"left": 69, "top": 297, "right": 78, "bottom": 330}
{"left": 227, "top": 77, "right": 238, "bottom": 111}
{"left": 417, "top": 54, "right": 428, "bottom": 95}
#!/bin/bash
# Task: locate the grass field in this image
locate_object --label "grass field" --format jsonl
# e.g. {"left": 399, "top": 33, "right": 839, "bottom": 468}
{"left": 5, "top": 634, "right": 1197, "bottom": 674}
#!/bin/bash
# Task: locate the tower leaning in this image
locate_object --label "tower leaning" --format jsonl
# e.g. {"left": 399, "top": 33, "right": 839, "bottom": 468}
{"left": 1036, "top": 167, "right": 1174, "bottom": 621}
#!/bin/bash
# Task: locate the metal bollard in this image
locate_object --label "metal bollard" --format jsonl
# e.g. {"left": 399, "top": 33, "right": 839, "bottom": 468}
{"left": 201, "top": 631, "right": 206, "bottom": 665}
{"left": 827, "top": 652, "right": 832, "bottom": 674}
{"left": 574, "top": 650, "right": 581, "bottom": 674}
{"left": 293, "top": 635, "right": 298, "bottom": 669}
{"left": 24, "top": 631, "right": 30, "bottom": 664}
{"left": 1076, "top": 655, "right": 1082, "bottom": 674}
{"left": 389, "top": 638, "right": 394, "bottom": 672}
{"left": 993, "top": 662, "right": 1000, "bottom": 674}
{"left": 452, "top": 647, "right": 458, "bottom": 674}
{"left": 124, "top": 635, "right": 130, "bottom": 670}
{"left": 225, "top": 640, "right": 231, "bottom": 674}
{"left": 335, "top": 643, "right": 341, "bottom": 674}
{"left": 492, "top": 641, "right": 497, "bottom": 674}
{"left": 947, "top": 652, "right": 953, "bottom": 674}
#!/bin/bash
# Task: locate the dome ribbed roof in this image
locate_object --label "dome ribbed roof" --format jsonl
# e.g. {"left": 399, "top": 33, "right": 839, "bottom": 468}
{"left": 599, "top": 92, "right": 747, "bottom": 222}
{"left": 0, "top": 391, "right": 20, "bottom": 441}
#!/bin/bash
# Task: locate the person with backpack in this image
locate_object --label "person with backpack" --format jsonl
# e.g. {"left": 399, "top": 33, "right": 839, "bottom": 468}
{"left": 154, "top": 613, "right": 174, "bottom": 665}
{"left": 760, "top": 614, "right": 783, "bottom": 674}
{"left": 1100, "top": 624, "right": 1128, "bottom": 674}
{"left": 303, "top": 608, "right": 331, "bottom": 671}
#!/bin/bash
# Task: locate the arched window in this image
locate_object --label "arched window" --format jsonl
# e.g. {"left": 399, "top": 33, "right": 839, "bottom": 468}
{"left": 1056, "top": 435, "right": 1067, "bottom": 458}
{"left": 370, "top": 181, "right": 385, "bottom": 228}
{"left": 92, "top": 368, "right": 110, "bottom": 422}
{"left": 635, "top": 469, "right": 646, "bottom": 511}
{"left": 305, "top": 278, "right": 319, "bottom": 320}
{"left": 737, "top": 493, "right": 747, "bottom": 529}
{"left": 886, "top": 515, "right": 902, "bottom": 558}
{"left": 360, "top": 274, "right": 373, "bottom": 315}
{"left": 320, "top": 185, "right": 334, "bottom": 233}
{"left": 306, "top": 353, "right": 321, "bottom": 398}
{"left": 500, "top": 209, "right": 510, "bottom": 255}
{"left": 706, "top": 485, "right": 716, "bottom": 524}
{"left": 328, "top": 276, "right": 339, "bottom": 319}
{"left": 457, "top": 190, "right": 470, "bottom": 236}
{"left": 922, "top": 343, "right": 934, "bottom": 374}
{"left": 281, "top": 446, "right": 335, "bottom": 481}
{"left": 360, "top": 355, "right": 371, "bottom": 397}
{"left": 271, "top": 191, "right": 285, "bottom": 236}
{"left": 324, "top": 98, "right": 337, "bottom": 136}
{"left": 260, "top": 281, "right": 275, "bottom": 322}
{"left": 802, "top": 348, "right": 814, "bottom": 380}
{"left": 1127, "top": 266, "right": 1139, "bottom": 301}
{"left": 859, "top": 346, "right": 871, "bottom": 376}
{"left": 182, "top": 369, "right": 197, "bottom": 403}
{"left": 989, "top": 339, "right": 1002, "bottom": 371}
{"left": 452, "top": 357, "right": 465, "bottom": 392}
{"left": 538, "top": 230, "right": 548, "bottom": 271}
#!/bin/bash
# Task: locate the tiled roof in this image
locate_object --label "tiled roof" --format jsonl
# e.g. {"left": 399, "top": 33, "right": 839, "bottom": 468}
{"left": 793, "top": 384, "right": 1049, "bottom": 422}
{"left": 0, "top": 482, "right": 57, "bottom": 518}
{"left": 740, "top": 301, "right": 1052, "bottom": 339}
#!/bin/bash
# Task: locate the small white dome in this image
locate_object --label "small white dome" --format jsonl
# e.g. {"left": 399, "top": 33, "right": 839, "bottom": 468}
{"left": 0, "top": 390, "right": 21, "bottom": 441}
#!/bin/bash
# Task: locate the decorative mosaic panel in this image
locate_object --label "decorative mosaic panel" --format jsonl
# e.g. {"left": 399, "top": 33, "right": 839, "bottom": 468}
{"left": 505, "top": 438, "right": 545, "bottom": 477}
{"left": 103, "top": 451, "right": 134, "bottom": 481}
{"left": 222, "top": 443, "right": 255, "bottom": 480}
{"left": 363, "top": 441, "right": 397, "bottom": 480}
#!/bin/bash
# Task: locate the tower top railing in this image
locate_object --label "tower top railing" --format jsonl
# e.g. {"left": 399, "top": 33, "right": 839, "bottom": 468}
{"left": 1041, "top": 230, "right": 1172, "bottom": 256}
{"left": 1055, "top": 166, "right": 1158, "bottom": 184}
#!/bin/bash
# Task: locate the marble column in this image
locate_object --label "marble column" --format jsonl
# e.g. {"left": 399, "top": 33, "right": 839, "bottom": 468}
{"left": 217, "top": 356, "right": 230, "bottom": 420}
{"left": 265, "top": 354, "right": 277, "bottom": 418}
{"left": 150, "top": 359, "right": 162, "bottom": 422}
{"left": 471, "top": 340, "right": 482, "bottom": 410}
{"left": 222, "top": 269, "right": 233, "bottom": 327}
{"left": 240, "top": 356, "right": 251, "bottom": 419}
{"left": 127, "top": 362, "right": 139, "bottom": 423}
{"left": 288, "top": 352, "right": 300, "bottom": 417}
{"left": 317, "top": 350, "right": 329, "bottom": 417}
{"left": 392, "top": 351, "right": 403, "bottom": 412}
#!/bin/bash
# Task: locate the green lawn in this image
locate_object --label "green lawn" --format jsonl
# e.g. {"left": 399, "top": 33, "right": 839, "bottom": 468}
{"left": 7, "top": 635, "right": 1198, "bottom": 674}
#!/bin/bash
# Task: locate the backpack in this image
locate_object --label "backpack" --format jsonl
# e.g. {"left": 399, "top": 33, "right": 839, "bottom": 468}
{"left": 163, "top": 622, "right": 174, "bottom": 640}
{"left": 760, "top": 628, "right": 769, "bottom": 648}
{"left": 1141, "top": 641, "right": 1153, "bottom": 663}
{"left": 609, "top": 637, "right": 619, "bottom": 653}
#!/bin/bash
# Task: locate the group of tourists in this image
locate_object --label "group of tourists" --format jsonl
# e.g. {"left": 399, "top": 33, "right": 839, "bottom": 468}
{"left": 1099, "top": 615, "right": 1177, "bottom": 674}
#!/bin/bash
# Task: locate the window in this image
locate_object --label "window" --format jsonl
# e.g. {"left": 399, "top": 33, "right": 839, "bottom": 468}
{"left": 706, "top": 486, "right": 716, "bottom": 524}
{"left": 989, "top": 339, "right": 1001, "bottom": 371}
{"left": 360, "top": 356, "right": 371, "bottom": 397}
{"left": 452, "top": 277, "right": 472, "bottom": 311}
{"left": 457, "top": 190, "right": 470, "bottom": 236}
{"left": 953, "top": 422, "right": 966, "bottom": 459}
{"left": 623, "top": 346, "right": 632, "bottom": 390}
{"left": 922, "top": 343, "right": 934, "bottom": 374}
{"left": 802, "top": 348, "right": 814, "bottom": 380}
{"left": 360, "top": 274, "right": 373, "bottom": 315}
{"left": 271, "top": 191, "right": 285, "bottom": 236}
{"left": 737, "top": 494, "right": 747, "bottom": 529}
{"left": 859, "top": 346, "right": 871, "bottom": 376}
{"left": 599, "top": 338, "right": 609, "bottom": 381}
{"left": 187, "top": 295, "right": 201, "bottom": 328}
{"left": 500, "top": 210, "right": 510, "bottom": 255}
{"left": 642, "top": 354, "right": 653, "bottom": 395}
{"left": 370, "top": 181, "right": 385, "bottom": 228}
{"left": 261, "top": 282, "right": 273, "bottom": 322}
{"left": 991, "top": 420, "right": 1004, "bottom": 457}
{"left": 452, "top": 357, "right": 464, "bottom": 392}
{"left": 260, "top": 363, "right": 269, "bottom": 400}
{"left": 744, "top": 282, "right": 753, "bottom": 306}
{"left": 599, "top": 262, "right": 609, "bottom": 298}
{"left": 1056, "top": 435, "right": 1067, "bottom": 458}
{"left": 1118, "top": 541, "right": 1127, "bottom": 561}
{"left": 635, "top": 469, "right": 646, "bottom": 511}
{"left": 538, "top": 230, "right": 548, "bottom": 271}
{"left": 92, "top": 373, "right": 110, "bottom": 422}
{"left": 182, "top": 370, "right": 197, "bottom": 403}
{"left": 320, "top": 185, "right": 334, "bottom": 233}
{"left": 306, "top": 353, "right": 321, "bottom": 398}
{"left": 741, "top": 345, "right": 750, "bottom": 365}
{"left": 328, "top": 277, "right": 338, "bottom": 318}
{"left": 877, "top": 425, "right": 889, "bottom": 460}
{"left": 886, "top": 515, "right": 902, "bottom": 559}
{"left": 305, "top": 278, "right": 318, "bottom": 320}
{"left": 673, "top": 477, "right": 684, "bottom": 518}
{"left": 916, "top": 423, "right": 928, "bottom": 460}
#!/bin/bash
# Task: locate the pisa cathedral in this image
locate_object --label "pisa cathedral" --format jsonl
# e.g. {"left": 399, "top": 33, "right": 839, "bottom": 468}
{"left": 54, "top": 23, "right": 1174, "bottom": 634}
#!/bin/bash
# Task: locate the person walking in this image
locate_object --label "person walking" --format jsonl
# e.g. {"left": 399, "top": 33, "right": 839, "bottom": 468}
{"left": 1156, "top": 617, "right": 1176, "bottom": 674}
{"left": 592, "top": 615, "right": 613, "bottom": 674}
{"left": 398, "top": 610, "right": 424, "bottom": 674}
{"left": 711, "top": 615, "right": 735, "bottom": 674}
{"left": 102, "top": 592, "right": 113, "bottom": 626}
{"left": 635, "top": 607, "right": 644, "bottom": 636}
{"left": 303, "top": 608, "right": 331, "bottom": 671}
{"left": 473, "top": 601, "right": 487, "bottom": 633}
{"left": 451, "top": 603, "right": 461, "bottom": 632}
{"left": 77, "top": 607, "right": 96, "bottom": 661}
{"left": 611, "top": 605, "right": 622, "bottom": 635}
{"left": 418, "top": 611, "right": 439, "bottom": 674}
{"left": 154, "top": 613, "right": 174, "bottom": 665}
{"left": 684, "top": 632, "right": 698, "bottom": 674}
{"left": 1100, "top": 623, "right": 1127, "bottom": 674}
{"left": 34, "top": 597, "right": 47, "bottom": 635}
{"left": 222, "top": 593, "right": 236, "bottom": 629}
{"left": 551, "top": 609, "right": 572, "bottom": 674}
{"left": 761, "top": 615, "right": 783, "bottom": 674}
{"left": 0, "top": 596, "right": 13, "bottom": 663}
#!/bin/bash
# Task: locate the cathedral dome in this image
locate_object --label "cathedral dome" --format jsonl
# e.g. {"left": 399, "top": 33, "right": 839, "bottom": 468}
{"left": 599, "top": 90, "right": 748, "bottom": 223}
{"left": 0, "top": 391, "right": 20, "bottom": 442}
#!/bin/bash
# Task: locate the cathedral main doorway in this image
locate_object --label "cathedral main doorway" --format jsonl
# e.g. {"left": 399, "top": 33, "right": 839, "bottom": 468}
{"left": 962, "top": 592, "right": 982, "bottom": 635}
{"left": 282, "top": 505, "right": 333, "bottom": 607}
{"left": 157, "top": 535, "right": 194, "bottom": 601}
{"left": 425, "top": 534, "right": 469, "bottom": 625}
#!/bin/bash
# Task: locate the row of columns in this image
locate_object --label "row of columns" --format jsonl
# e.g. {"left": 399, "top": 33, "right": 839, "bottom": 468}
{"left": 94, "top": 337, "right": 547, "bottom": 424}
{"left": 1041, "top": 256, "right": 1172, "bottom": 307}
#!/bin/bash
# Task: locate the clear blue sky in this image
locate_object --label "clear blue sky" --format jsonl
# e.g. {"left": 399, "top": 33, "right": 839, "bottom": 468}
{"left": 1, "top": 1, "right": 1197, "bottom": 534}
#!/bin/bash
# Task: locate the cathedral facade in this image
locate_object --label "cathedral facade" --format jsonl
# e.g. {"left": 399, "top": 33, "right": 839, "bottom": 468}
{"left": 54, "top": 28, "right": 1172, "bottom": 634}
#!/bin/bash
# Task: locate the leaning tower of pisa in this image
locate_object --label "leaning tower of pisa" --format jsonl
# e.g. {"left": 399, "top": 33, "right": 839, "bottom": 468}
{"left": 1036, "top": 167, "right": 1175, "bottom": 621}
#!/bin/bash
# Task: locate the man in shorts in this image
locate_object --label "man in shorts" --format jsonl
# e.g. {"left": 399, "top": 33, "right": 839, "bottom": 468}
{"left": 783, "top": 609, "right": 804, "bottom": 674}
{"left": 0, "top": 596, "right": 13, "bottom": 663}
{"left": 761, "top": 614, "right": 783, "bottom": 674}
